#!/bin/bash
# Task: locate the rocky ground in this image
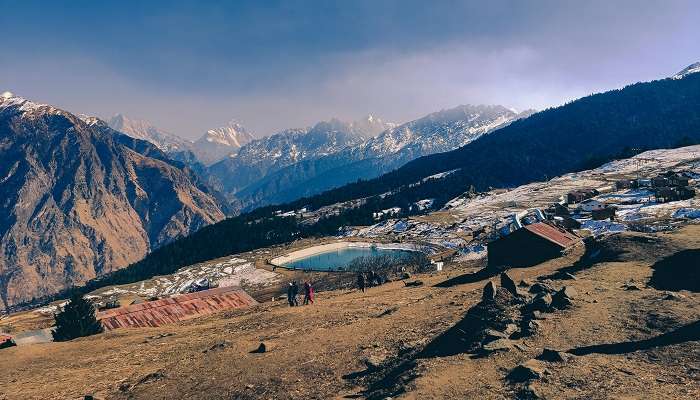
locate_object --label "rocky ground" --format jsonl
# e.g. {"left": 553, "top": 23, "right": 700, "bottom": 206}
{"left": 1, "top": 223, "right": 698, "bottom": 400}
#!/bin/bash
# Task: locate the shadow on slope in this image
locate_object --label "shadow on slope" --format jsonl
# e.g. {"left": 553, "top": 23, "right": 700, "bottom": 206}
{"left": 649, "top": 249, "right": 700, "bottom": 292}
{"left": 568, "top": 320, "right": 700, "bottom": 356}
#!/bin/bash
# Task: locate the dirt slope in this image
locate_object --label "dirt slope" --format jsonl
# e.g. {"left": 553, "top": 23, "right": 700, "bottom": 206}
{"left": 1, "top": 226, "right": 698, "bottom": 400}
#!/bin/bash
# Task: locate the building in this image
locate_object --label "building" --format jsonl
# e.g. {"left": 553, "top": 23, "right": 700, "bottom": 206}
{"left": 487, "top": 222, "right": 580, "bottom": 270}
{"left": 97, "top": 286, "right": 258, "bottom": 331}
{"left": 579, "top": 199, "right": 606, "bottom": 212}
{"left": 566, "top": 188, "right": 598, "bottom": 204}
{"left": 615, "top": 179, "right": 637, "bottom": 190}
{"left": 0, "top": 333, "right": 15, "bottom": 349}
{"left": 552, "top": 215, "right": 582, "bottom": 229}
{"left": 592, "top": 206, "right": 616, "bottom": 221}
{"left": 654, "top": 186, "right": 696, "bottom": 203}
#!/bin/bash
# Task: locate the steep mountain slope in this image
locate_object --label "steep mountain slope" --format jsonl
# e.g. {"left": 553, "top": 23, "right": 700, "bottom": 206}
{"left": 235, "top": 105, "right": 532, "bottom": 209}
{"left": 191, "top": 120, "right": 255, "bottom": 165}
{"left": 281, "top": 70, "right": 700, "bottom": 214}
{"left": 672, "top": 61, "right": 700, "bottom": 79}
{"left": 207, "top": 117, "right": 392, "bottom": 202}
{"left": 0, "top": 96, "right": 226, "bottom": 311}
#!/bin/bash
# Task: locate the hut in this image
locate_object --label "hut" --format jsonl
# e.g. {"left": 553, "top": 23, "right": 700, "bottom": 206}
{"left": 487, "top": 222, "right": 580, "bottom": 270}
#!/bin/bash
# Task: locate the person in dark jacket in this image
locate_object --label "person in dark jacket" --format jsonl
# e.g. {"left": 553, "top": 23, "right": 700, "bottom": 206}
{"left": 287, "top": 282, "right": 295, "bottom": 307}
{"left": 357, "top": 273, "right": 366, "bottom": 292}
{"left": 291, "top": 281, "right": 300, "bottom": 306}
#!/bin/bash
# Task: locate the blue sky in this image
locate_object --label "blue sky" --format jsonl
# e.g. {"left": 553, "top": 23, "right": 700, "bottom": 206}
{"left": 1, "top": 1, "right": 699, "bottom": 138}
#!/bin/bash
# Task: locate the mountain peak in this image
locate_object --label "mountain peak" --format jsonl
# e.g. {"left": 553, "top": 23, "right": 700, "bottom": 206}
{"left": 672, "top": 62, "right": 700, "bottom": 80}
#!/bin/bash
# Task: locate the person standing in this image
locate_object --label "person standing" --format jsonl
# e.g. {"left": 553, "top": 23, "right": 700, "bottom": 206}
{"left": 303, "top": 281, "right": 314, "bottom": 305}
{"left": 292, "top": 281, "right": 300, "bottom": 306}
{"left": 287, "top": 282, "right": 295, "bottom": 307}
{"left": 357, "top": 272, "right": 366, "bottom": 293}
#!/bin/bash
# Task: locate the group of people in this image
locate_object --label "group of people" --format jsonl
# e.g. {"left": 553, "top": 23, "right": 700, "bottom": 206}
{"left": 356, "top": 270, "right": 387, "bottom": 292}
{"left": 287, "top": 280, "right": 314, "bottom": 306}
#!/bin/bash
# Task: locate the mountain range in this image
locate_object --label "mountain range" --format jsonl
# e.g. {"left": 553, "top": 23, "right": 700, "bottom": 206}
{"left": 0, "top": 96, "right": 226, "bottom": 311}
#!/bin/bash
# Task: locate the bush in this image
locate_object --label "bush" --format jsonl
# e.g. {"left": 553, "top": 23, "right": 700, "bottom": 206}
{"left": 52, "top": 293, "right": 103, "bottom": 342}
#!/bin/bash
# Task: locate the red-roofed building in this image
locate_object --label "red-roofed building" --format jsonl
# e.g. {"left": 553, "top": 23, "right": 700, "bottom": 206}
{"left": 488, "top": 222, "right": 580, "bottom": 269}
{"left": 0, "top": 333, "right": 15, "bottom": 349}
{"left": 97, "top": 286, "right": 258, "bottom": 331}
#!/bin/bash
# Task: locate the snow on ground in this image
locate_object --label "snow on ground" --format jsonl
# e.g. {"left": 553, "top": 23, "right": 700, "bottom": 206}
{"left": 93, "top": 256, "right": 281, "bottom": 301}
{"left": 347, "top": 145, "right": 700, "bottom": 245}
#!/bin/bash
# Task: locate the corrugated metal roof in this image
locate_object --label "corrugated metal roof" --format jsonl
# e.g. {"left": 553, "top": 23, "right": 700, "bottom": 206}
{"left": 97, "top": 286, "right": 257, "bottom": 331}
{"left": 523, "top": 222, "right": 580, "bottom": 248}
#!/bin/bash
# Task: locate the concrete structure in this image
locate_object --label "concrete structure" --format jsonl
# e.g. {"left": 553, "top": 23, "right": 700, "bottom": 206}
{"left": 579, "top": 199, "right": 606, "bottom": 212}
{"left": 487, "top": 222, "right": 580, "bottom": 269}
{"left": 566, "top": 188, "right": 598, "bottom": 204}
{"left": 97, "top": 286, "right": 257, "bottom": 331}
{"left": 11, "top": 328, "right": 54, "bottom": 346}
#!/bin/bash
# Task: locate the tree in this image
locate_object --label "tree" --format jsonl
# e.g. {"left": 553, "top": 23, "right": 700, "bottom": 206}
{"left": 52, "top": 293, "right": 103, "bottom": 341}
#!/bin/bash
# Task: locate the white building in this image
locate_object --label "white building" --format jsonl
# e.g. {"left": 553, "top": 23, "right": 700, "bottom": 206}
{"left": 580, "top": 199, "right": 605, "bottom": 212}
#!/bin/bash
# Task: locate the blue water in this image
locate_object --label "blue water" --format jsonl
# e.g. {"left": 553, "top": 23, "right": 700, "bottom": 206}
{"left": 282, "top": 247, "right": 416, "bottom": 271}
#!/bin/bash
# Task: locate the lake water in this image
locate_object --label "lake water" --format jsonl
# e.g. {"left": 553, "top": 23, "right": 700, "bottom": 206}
{"left": 282, "top": 246, "right": 416, "bottom": 271}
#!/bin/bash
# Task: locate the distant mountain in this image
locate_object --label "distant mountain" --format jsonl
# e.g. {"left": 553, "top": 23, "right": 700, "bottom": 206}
{"left": 108, "top": 114, "right": 192, "bottom": 153}
{"left": 0, "top": 95, "right": 226, "bottom": 311}
{"left": 672, "top": 62, "right": 700, "bottom": 80}
{"left": 206, "top": 116, "right": 395, "bottom": 206}
{"left": 192, "top": 120, "right": 255, "bottom": 165}
{"left": 233, "top": 105, "right": 532, "bottom": 209}
{"left": 280, "top": 69, "right": 700, "bottom": 214}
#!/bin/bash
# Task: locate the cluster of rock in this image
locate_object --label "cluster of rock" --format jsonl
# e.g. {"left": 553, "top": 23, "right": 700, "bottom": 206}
{"left": 470, "top": 273, "right": 578, "bottom": 356}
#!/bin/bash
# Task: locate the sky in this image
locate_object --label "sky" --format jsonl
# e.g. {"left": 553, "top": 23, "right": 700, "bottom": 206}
{"left": 1, "top": 0, "right": 699, "bottom": 139}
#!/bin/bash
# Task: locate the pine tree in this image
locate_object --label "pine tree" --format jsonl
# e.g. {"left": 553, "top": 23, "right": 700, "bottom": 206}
{"left": 52, "top": 293, "right": 103, "bottom": 341}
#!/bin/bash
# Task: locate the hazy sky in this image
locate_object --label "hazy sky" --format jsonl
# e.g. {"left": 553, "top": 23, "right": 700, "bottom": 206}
{"left": 1, "top": 1, "right": 698, "bottom": 139}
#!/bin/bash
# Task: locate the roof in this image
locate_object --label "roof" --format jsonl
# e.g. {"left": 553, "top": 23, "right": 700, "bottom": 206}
{"left": 523, "top": 222, "right": 580, "bottom": 249}
{"left": 0, "top": 333, "right": 13, "bottom": 342}
{"left": 97, "top": 286, "right": 258, "bottom": 331}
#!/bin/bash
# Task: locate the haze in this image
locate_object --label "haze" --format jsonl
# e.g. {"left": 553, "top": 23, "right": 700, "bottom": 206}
{"left": 1, "top": 0, "right": 698, "bottom": 139}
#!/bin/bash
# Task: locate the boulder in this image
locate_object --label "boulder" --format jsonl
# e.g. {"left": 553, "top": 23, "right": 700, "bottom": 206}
{"left": 507, "top": 360, "right": 548, "bottom": 382}
{"left": 480, "top": 329, "right": 508, "bottom": 344}
{"left": 519, "top": 279, "right": 532, "bottom": 288}
{"left": 552, "top": 286, "right": 576, "bottom": 309}
{"left": 663, "top": 292, "right": 685, "bottom": 300}
{"left": 537, "top": 348, "right": 570, "bottom": 362}
{"left": 483, "top": 281, "right": 497, "bottom": 301}
{"left": 561, "top": 272, "right": 577, "bottom": 280}
{"left": 251, "top": 342, "right": 267, "bottom": 353}
{"left": 481, "top": 338, "right": 513, "bottom": 354}
{"left": 363, "top": 354, "right": 386, "bottom": 371}
{"left": 529, "top": 282, "right": 555, "bottom": 295}
{"left": 530, "top": 293, "right": 553, "bottom": 312}
{"left": 500, "top": 272, "right": 519, "bottom": 296}
{"left": 519, "top": 384, "right": 545, "bottom": 399}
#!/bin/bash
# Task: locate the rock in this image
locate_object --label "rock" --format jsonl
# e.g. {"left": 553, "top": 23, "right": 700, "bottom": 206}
{"left": 519, "top": 279, "right": 532, "bottom": 288}
{"left": 500, "top": 273, "right": 518, "bottom": 296}
{"left": 404, "top": 280, "right": 424, "bottom": 287}
{"left": 363, "top": 355, "right": 386, "bottom": 371}
{"left": 524, "top": 319, "right": 542, "bottom": 334}
{"left": 481, "top": 338, "right": 513, "bottom": 354}
{"left": 529, "top": 282, "right": 555, "bottom": 294}
{"left": 519, "top": 383, "right": 545, "bottom": 399}
{"left": 664, "top": 292, "right": 685, "bottom": 300}
{"left": 483, "top": 281, "right": 497, "bottom": 301}
{"left": 537, "top": 348, "right": 570, "bottom": 362}
{"left": 480, "top": 329, "right": 508, "bottom": 344}
{"left": 552, "top": 286, "right": 576, "bottom": 309}
{"left": 561, "top": 272, "right": 577, "bottom": 280}
{"left": 514, "top": 343, "right": 529, "bottom": 351}
{"left": 530, "top": 293, "right": 553, "bottom": 312}
{"left": 504, "top": 323, "right": 519, "bottom": 336}
{"left": 400, "top": 272, "right": 411, "bottom": 280}
{"left": 623, "top": 283, "right": 641, "bottom": 291}
{"left": 530, "top": 310, "right": 546, "bottom": 320}
{"left": 250, "top": 342, "right": 267, "bottom": 353}
{"left": 507, "top": 360, "right": 548, "bottom": 382}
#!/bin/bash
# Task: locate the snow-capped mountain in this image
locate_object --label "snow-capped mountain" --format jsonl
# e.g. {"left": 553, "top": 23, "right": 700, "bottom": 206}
{"left": 672, "top": 62, "right": 700, "bottom": 80}
{"left": 0, "top": 94, "right": 226, "bottom": 311}
{"left": 192, "top": 120, "right": 255, "bottom": 165}
{"left": 108, "top": 113, "right": 192, "bottom": 153}
{"left": 207, "top": 117, "right": 393, "bottom": 201}
{"left": 231, "top": 105, "right": 533, "bottom": 209}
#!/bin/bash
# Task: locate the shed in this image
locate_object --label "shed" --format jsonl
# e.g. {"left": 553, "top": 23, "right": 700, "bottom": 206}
{"left": 487, "top": 222, "right": 580, "bottom": 270}
{"left": 592, "top": 206, "right": 616, "bottom": 221}
{"left": 0, "top": 333, "right": 15, "bottom": 349}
